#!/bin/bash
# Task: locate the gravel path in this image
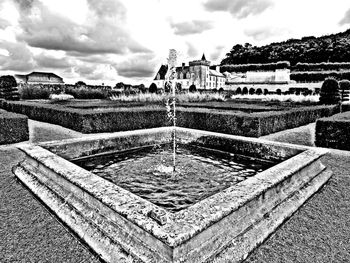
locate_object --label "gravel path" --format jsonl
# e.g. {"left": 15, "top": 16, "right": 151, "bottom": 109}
{"left": 246, "top": 123, "right": 350, "bottom": 263}
{"left": 1, "top": 120, "right": 349, "bottom": 263}
{"left": 0, "top": 120, "right": 101, "bottom": 263}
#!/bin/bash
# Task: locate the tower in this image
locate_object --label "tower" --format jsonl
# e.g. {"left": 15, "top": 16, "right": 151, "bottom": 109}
{"left": 189, "top": 53, "right": 210, "bottom": 89}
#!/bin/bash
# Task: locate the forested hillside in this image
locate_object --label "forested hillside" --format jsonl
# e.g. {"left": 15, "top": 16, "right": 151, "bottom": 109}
{"left": 221, "top": 29, "right": 350, "bottom": 66}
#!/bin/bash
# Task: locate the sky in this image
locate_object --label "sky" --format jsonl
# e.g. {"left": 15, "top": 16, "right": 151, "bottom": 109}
{"left": 1, "top": 0, "right": 350, "bottom": 86}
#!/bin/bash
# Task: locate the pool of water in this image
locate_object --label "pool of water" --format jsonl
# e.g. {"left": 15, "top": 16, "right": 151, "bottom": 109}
{"left": 73, "top": 144, "right": 276, "bottom": 213}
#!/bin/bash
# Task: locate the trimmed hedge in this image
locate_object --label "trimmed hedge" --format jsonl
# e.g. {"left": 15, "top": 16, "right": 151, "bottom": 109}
{"left": 294, "top": 62, "right": 350, "bottom": 72}
{"left": 257, "top": 105, "right": 339, "bottom": 136}
{"left": 0, "top": 100, "right": 339, "bottom": 137}
{"left": 177, "top": 105, "right": 339, "bottom": 137}
{"left": 220, "top": 61, "right": 290, "bottom": 73}
{"left": 0, "top": 100, "right": 166, "bottom": 133}
{"left": 315, "top": 112, "right": 350, "bottom": 150}
{"left": 291, "top": 70, "right": 350, "bottom": 82}
{"left": 341, "top": 102, "right": 350, "bottom": 112}
{"left": 0, "top": 109, "right": 29, "bottom": 144}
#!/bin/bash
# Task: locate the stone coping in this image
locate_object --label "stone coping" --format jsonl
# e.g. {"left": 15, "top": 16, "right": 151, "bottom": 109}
{"left": 18, "top": 127, "right": 328, "bottom": 248}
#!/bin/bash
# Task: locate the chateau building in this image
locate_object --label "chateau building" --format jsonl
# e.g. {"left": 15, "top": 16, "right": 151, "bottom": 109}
{"left": 15, "top": 72, "right": 64, "bottom": 84}
{"left": 153, "top": 54, "right": 225, "bottom": 90}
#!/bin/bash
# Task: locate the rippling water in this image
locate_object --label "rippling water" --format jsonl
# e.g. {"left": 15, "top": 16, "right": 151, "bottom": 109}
{"left": 74, "top": 144, "right": 276, "bottom": 213}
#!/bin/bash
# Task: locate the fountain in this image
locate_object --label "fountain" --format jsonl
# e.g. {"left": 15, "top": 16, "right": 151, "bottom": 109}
{"left": 165, "top": 49, "right": 178, "bottom": 173}
{"left": 12, "top": 50, "right": 333, "bottom": 263}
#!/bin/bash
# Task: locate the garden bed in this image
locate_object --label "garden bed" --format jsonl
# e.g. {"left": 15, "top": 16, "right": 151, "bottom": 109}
{"left": 0, "top": 100, "right": 339, "bottom": 137}
{"left": 0, "top": 109, "right": 29, "bottom": 144}
{"left": 315, "top": 111, "right": 350, "bottom": 150}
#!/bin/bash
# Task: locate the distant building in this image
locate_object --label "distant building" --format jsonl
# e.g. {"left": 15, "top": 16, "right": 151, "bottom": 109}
{"left": 15, "top": 72, "right": 64, "bottom": 84}
{"left": 225, "top": 69, "right": 291, "bottom": 84}
{"left": 223, "top": 69, "right": 302, "bottom": 94}
{"left": 153, "top": 54, "right": 225, "bottom": 91}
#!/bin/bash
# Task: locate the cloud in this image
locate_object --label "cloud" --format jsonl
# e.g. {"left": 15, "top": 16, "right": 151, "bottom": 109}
{"left": 209, "top": 45, "right": 225, "bottom": 61}
{"left": 34, "top": 53, "right": 72, "bottom": 69}
{"left": 73, "top": 63, "right": 117, "bottom": 81}
{"left": 114, "top": 54, "right": 157, "bottom": 78}
{"left": 244, "top": 27, "right": 289, "bottom": 41}
{"left": 15, "top": 0, "right": 149, "bottom": 55}
{"left": 12, "top": 0, "right": 36, "bottom": 12}
{"left": 0, "top": 18, "right": 10, "bottom": 29}
{"left": 203, "top": 0, "right": 273, "bottom": 19}
{"left": 187, "top": 42, "right": 199, "bottom": 58}
{"left": 170, "top": 20, "right": 213, "bottom": 35}
{"left": 339, "top": 8, "right": 350, "bottom": 25}
{"left": 0, "top": 41, "right": 35, "bottom": 71}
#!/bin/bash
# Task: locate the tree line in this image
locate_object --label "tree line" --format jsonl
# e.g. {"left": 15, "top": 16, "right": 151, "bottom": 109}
{"left": 221, "top": 29, "right": 350, "bottom": 66}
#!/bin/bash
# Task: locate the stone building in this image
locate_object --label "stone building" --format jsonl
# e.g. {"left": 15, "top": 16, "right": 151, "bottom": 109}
{"left": 15, "top": 72, "right": 64, "bottom": 84}
{"left": 153, "top": 54, "right": 225, "bottom": 91}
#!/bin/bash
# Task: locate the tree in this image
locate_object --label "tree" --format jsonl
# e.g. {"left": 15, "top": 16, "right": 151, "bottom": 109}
{"left": 75, "top": 81, "right": 86, "bottom": 87}
{"left": 115, "top": 82, "right": 125, "bottom": 89}
{"left": 149, "top": 83, "right": 157, "bottom": 93}
{"left": 189, "top": 84, "right": 196, "bottom": 92}
{"left": 0, "top": 75, "right": 20, "bottom": 100}
{"left": 319, "top": 77, "right": 341, "bottom": 105}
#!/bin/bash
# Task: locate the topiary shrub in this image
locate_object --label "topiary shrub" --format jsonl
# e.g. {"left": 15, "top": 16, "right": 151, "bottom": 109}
{"left": 242, "top": 87, "right": 248, "bottom": 95}
{"left": 249, "top": 88, "right": 255, "bottom": 95}
{"left": 319, "top": 77, "right": 341, "bottom": 105}
{"left": 149, "top": 83, "right": 157, "bottom": 93}
{"left": 0, "top": 75, "right": 20, "bottom": 100}
{"left": 256, "top": 88, "right": 262, "bottom": 95}
{"left": 189, "top": 84, "right": 196, "bottom": 93}
{"left": 339, "top": 79, "right": 350, "bottom": 101}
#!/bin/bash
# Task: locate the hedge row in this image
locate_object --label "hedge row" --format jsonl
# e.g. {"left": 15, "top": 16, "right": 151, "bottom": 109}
{"left": 0, "top": 100, "right": 339, "bottom": 137}
{"left": 177, "top": 105, "right": 339, "bottom": 137}
{"left": 293, "top": 62, "right": 350, "bottom": 72}
{"left": 0, "top": 109, "right": 29, "bottom": 144}
{"left": 291, "top": 71, "right": 350, "bottom": 82}
{"left": 220, "top": 61, "right": 290, "bottom": 73}
{"left": 315, "top": 112, "right": 350, "bottom": 150}
{"left": 0, "top": 100, "right": 166, "bottom": 133}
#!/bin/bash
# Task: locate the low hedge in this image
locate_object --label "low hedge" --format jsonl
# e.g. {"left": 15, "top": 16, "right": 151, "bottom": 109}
{"left": 341, "top": 102, "right": 350, "bottom": 112}
{"left": 315, "top": 112, "right": 350, "bottom": 150}
{"left": 0, "top": 100, "right": 166, "bottom": 133}
{"left": 0, "top": 109, "right": 29, "bottom": 144}
{"left": 0, "top": 100, "right": 339, "bottom": 137}
{"left": 177, "top": 105, "right": 339, "bottom": 137}
{"left": 257, "top": 105, "right": 339, "bottom": 136}
{"left": 291, "top": 71, "right": 350, "bottom": 82}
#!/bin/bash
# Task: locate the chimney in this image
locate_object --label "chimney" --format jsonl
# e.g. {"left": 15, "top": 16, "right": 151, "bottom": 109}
{"left": 182, "top": 62, "right": 185, "bottom": 69}
{"left": 216, "top": 65, "right": 220, "bottom": 72}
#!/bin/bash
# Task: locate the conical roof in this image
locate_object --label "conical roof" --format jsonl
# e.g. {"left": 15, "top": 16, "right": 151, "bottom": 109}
{"left": 201, "top": 53, "right": 207, "bottom": 61}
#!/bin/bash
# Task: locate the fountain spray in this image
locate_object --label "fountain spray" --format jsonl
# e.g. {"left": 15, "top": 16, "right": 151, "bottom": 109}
{"left": 166, "top": 49, "right": 177, "bottom": 172}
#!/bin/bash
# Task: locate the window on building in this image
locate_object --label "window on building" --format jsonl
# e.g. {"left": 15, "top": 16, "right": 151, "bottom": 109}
{"left": 157, "top": 74, "right": 160, "bottom": 80}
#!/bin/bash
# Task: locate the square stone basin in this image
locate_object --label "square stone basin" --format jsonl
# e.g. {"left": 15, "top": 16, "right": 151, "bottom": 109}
{"left": 13, "top": 127, "right": 332, "bottom": 263}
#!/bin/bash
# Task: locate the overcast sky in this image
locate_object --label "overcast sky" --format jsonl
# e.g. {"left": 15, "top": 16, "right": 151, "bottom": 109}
{"left": 1, "top": 0, "right": 350, "bottom": 86}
